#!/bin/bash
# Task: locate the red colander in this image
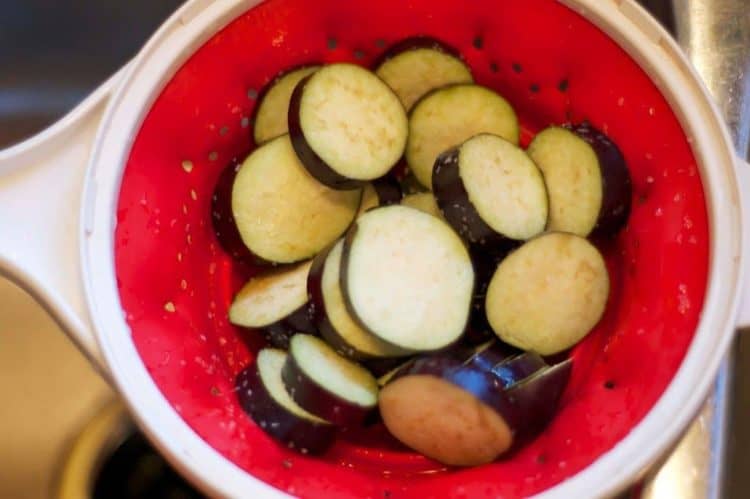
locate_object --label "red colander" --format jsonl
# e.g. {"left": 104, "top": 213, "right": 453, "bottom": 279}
{"left": 0, "top": 0, "right": 748, "bottom": 497}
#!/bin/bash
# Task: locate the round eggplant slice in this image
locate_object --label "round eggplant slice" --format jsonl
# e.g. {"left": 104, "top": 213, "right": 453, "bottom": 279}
{"left": 289, "top": 64, "right": 408, "bottom": 189}
{"left": 282, "top": 334, "right": 379, "bottom": 426}
{"left": 527, "top": 124, "right": 631, "bottom": 237}
{"left": 379, "top": 354, "right": 572, "bottom": 465}
{"left": 379, "top": 358, "right": 513, "bottom": 466}
{"left": 229, "top": 260, "right": 316, "bottom": 348}
{"left": 401, "top": 192, "right": 444, "bottom": 220}
{"left": 433, "top": 134, "right": 548, "bottom": 247}
{"left": 308, "top": 240, "right": 407, "bottom": 359}
{"left": 342, "top": 206, "right": 474, "bottom": 352}
{"left": 211, "top": 158, "right": 261, "bottom": 266}
{"left": 231, "top": 134, "right": 361, "bottom": 264}
{"left": 253, "top": 65, "right": 321, "bottom": 145}
{"left": 406, "top": 84, "right": 519, "bottom": 190}
{"left": 486, "top": 232, "right": 610, "bottom": 355}
{"left": 236, "top": 349, "right": 336, "bottom": 454}
{"left": 374, "top": 36, "right": 473, "bottom": 111}
{"left": 566, "top": 122, "right": 632, "bottom": 237}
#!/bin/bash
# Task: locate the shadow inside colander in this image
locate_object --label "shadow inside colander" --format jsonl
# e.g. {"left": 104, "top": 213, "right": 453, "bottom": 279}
{"left": 114, "top": 0, "right": 709, "bottom": 496}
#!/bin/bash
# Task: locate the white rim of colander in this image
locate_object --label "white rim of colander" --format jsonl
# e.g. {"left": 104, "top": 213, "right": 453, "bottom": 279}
{"left": 80, "top": 0, "right": 745, "bottom": 498}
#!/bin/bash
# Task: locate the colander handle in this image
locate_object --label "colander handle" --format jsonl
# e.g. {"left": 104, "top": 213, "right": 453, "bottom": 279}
{"left": 0, "top": 69, "right": 126, "bottom": 378}
{"left": 736, "top": 156, "right": 750, "bottom": 329}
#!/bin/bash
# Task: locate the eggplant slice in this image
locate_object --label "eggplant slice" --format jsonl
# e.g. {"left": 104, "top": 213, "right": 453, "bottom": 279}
{"left": 211, "top": 158, "right": 260, "bottom": 266}
{"left": 229, "top": 260, "right": 316, "bottom": 348}
{"left": 406, "top": 84, "right": 519, "bottom": 189}
{"left": 282, "top": 334, "right": 379, "bottom": 426}
{"left": 253, "top": 65, "right": 321, "bottom": 145}
{"left": 379, "top": 353, "right": 572, "bottom": 466}
{"left": 486, "top": 232, "right": 610, "bottom": 355}
{"left": 236, "top": 349, "right": 336, "bottom": 454}
{"left": 527, "top": 124, "right": 630, "bottom": 238}
{"left": 379, "top": 355, "right": 512, "bottom": 466}
{"left": 374, "top": 36, "right": 473, "bottom": 111}
{"left": 433, "top": 133, "right": 548, "bottom": 246}
{"left": 289, "top": 63, "right": 408, "bottom": 189}
{"left": 308, "top": 240, "right": 407, "bottom": 359}
{"left": 231, "top": 134, "right": 361, "bottom": 264}
{"left": 566, "top": 122, "right": 632, "bottom": 237}
{"left": 342, "top": 206, "right": 474, "bottom": 352}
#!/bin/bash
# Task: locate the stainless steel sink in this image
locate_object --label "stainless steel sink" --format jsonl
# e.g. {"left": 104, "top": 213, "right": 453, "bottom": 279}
{"left": 0, "top": 1, "right": 747, "bottom": 498}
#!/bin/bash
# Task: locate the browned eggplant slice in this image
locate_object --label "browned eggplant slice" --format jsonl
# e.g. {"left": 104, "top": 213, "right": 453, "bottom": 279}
{"left": 486, "top": 232, "right": 610, "bottom": 355}
{"left": 379, "top": 353, "right": 572, "bottom": 465}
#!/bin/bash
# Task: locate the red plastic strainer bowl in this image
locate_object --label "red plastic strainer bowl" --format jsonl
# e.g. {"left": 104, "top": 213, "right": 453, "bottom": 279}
{"left": 117, "top": 0, "right": 708, "bottom": 495}
{"left": 1, "top": 0, "right": 747, "bottom": 498}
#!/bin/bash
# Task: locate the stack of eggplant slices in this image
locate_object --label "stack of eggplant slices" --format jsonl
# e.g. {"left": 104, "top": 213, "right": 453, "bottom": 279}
{"left": 213, "top": 36, "right": 632, "bottom": 466}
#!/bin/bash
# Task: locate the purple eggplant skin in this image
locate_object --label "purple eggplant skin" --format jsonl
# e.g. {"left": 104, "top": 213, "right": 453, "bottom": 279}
{"left": 211, "top": 159, "right": 271, "bottom": 267}
{"left": 288, "top": 76, "right": 365, "bottom": 190}
{"left": 258, "top": 304, "right": 317, "bottom": 349}
{"left": 466, "top": 248, "right": 511, "bottom": 339}
{"left": 371, "top": 175, "right": 403, "bottom": 206}
{"left": 432, "top": 147, "right": 521, "bottom": 253}
{"left": 281, "top": 353, "right": 374, "bottom": 427}
{"left": 235, "top": 364, "right": 336, "bottom": 455}
{"left": 372, "top": 36, "right": 465, "bottom": 69}
{"left": 566, "top": 122, "right": 632, "bottom": 238}
{"left": 398, "top": 172, "right": 426, "bottom": 196}
{"left": 492, "top": 352, "right": 547, "bottom": 388}
{"left": 504, "top": 359, "right": 572, "bottom": 440}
